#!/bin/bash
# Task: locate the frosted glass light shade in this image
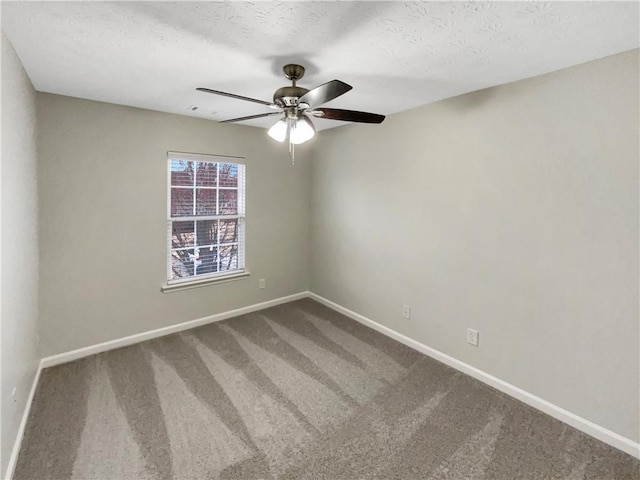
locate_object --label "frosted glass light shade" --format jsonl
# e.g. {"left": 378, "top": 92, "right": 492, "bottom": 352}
{"left": 290, "top": 115, "right": 316, "bottom": 145}
{"left": 267, "top": 119, "right": 287, "bottom": 142}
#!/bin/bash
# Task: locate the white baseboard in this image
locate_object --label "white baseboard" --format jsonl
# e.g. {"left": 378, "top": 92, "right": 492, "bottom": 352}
{"left": 4, "top": 361, "right": 43, "bottom": 480}
{"left": 308, "top": 292, "right": 640, "bottom": 460}
{"left": 41, "top": 292, "right": 309, "bottom": 368}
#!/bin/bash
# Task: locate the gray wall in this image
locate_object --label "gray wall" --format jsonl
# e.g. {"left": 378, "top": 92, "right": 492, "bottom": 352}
{"left": 1, "top": 34, "right": 40, "bottom": 476}
{"left": 310, "top": 50, "right": 639, "bottom": 442}
{"left": 37, "top": 94, "right": 310, "bottom": 356}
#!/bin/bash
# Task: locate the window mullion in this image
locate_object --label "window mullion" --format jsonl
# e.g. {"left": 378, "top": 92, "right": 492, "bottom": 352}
{"left": 216, "top": 164, "right": 221, "bottom": 272}
{"left": 169, "top": 214, "right": 239, "bottom": 222}
{"left": 193, "top": 163, "right": 198, "bottom": 276}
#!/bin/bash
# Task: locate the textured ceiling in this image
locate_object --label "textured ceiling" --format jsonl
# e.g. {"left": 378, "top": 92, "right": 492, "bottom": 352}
{"left": 2, "top": 1, "right": 638, "bottom": 131}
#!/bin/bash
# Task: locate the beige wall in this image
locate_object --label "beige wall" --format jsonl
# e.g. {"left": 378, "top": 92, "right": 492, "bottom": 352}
{"left": 37, "top": 94, "right": 310, "bottom": 357}
{"left": 1, "top": 34, "right": 40, "bottom": 476}
{"left": 310, "top": 50, "right": 639, "bottom": 442}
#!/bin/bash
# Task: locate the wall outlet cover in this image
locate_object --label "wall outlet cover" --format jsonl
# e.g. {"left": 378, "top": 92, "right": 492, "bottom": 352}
{"left": 467, "top": 328, "right": 479, "bottom": 346}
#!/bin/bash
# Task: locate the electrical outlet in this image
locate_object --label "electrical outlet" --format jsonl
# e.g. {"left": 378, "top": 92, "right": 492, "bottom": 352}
{"left": 467, "top": 328, "right": 479, "bottom": 346}
{"left": 402, "top": 305, "right": 411, "bottom": 319}
{"left": 259, "top": 278, "right": 266, "bottom": 290}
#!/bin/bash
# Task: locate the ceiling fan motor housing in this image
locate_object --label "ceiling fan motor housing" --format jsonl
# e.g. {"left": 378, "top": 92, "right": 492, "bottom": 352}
{"left": 273, "top": 85, "right": 309, "bottom": 107}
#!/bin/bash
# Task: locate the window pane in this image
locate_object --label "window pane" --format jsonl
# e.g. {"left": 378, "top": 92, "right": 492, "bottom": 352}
{"left": 196, "top": 162, "right": 217, "bottom": 187}
{"left": 171, "top": 188, "right": 193, "bottom": 216}
{"left": 196, "top": 220, "right": 218, "bottom": 246}
{"left": 170, "top": 160, "right": 194, "bottom": 186}
{"left": 219, "top": 163, "right": 238, "bottom": 187}
{"left": 219, "top": 245, "right": 238, "bottom": 271}
{"left": 171, "top": 249, "right": 195, "bottom": 279}
{"left": 197, "top": 247, "right": 218, "bottom": 275}
{"left": 196, "top": 188, "right": 217, "bottom": 215}
{"left": 219, "top": 190, "right": 238, "bottom": 214}
{"left": 171, "top": 221, "right": 194, "bottom": 248}
{"left": 219, "top": 219, "right": 238, "bottom": 244}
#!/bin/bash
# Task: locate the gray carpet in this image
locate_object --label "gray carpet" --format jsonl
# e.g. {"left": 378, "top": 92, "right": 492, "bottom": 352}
{"left": 14, "top": 299, "right": 640, "bottom": 479}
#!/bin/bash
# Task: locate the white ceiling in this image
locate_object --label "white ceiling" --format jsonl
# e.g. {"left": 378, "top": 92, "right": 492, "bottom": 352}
{"left": 2, "top": 1, "right": 638, "bottom": 131}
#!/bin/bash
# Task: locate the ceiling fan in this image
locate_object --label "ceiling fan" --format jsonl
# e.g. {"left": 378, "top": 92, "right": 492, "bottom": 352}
{"left": 196, "top": 64, "right": 385, "bottom": 158}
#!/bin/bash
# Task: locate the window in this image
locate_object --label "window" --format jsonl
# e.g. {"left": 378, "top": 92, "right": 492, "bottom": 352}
{"left": 167, "top": 152, "right": 245, "bottom": 286}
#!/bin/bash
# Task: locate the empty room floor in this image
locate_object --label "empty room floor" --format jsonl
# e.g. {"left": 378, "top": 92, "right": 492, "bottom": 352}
{"left": 14, "top": 299, "right": 640, "bottom": 479}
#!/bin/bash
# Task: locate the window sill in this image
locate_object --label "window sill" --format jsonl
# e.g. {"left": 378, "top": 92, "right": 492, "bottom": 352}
{"left": 161, "top": 271, "right": 250, "bottom": 293}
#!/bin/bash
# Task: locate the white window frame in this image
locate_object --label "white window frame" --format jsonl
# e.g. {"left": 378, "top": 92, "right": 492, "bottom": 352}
{"left": 163, "top": 151, "right": 247, "bottom": 292}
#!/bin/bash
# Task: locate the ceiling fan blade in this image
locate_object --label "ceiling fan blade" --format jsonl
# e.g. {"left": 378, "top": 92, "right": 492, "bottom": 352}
{"left": 297, "top": 80, "right": 352, "bottom": 109}
{"left": 196, "top": 87, "right": 275, "bottom": 107}
{"left": 220, "top": 112, "right": 282, "bottom": 123}
{"left": 310, "top": 108, "right": 385, "bottom": 124}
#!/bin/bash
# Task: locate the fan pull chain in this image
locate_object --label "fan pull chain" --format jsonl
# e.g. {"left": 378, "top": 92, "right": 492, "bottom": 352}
{"left": 289, "top": 117, "right": 295, "bottom": 165}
